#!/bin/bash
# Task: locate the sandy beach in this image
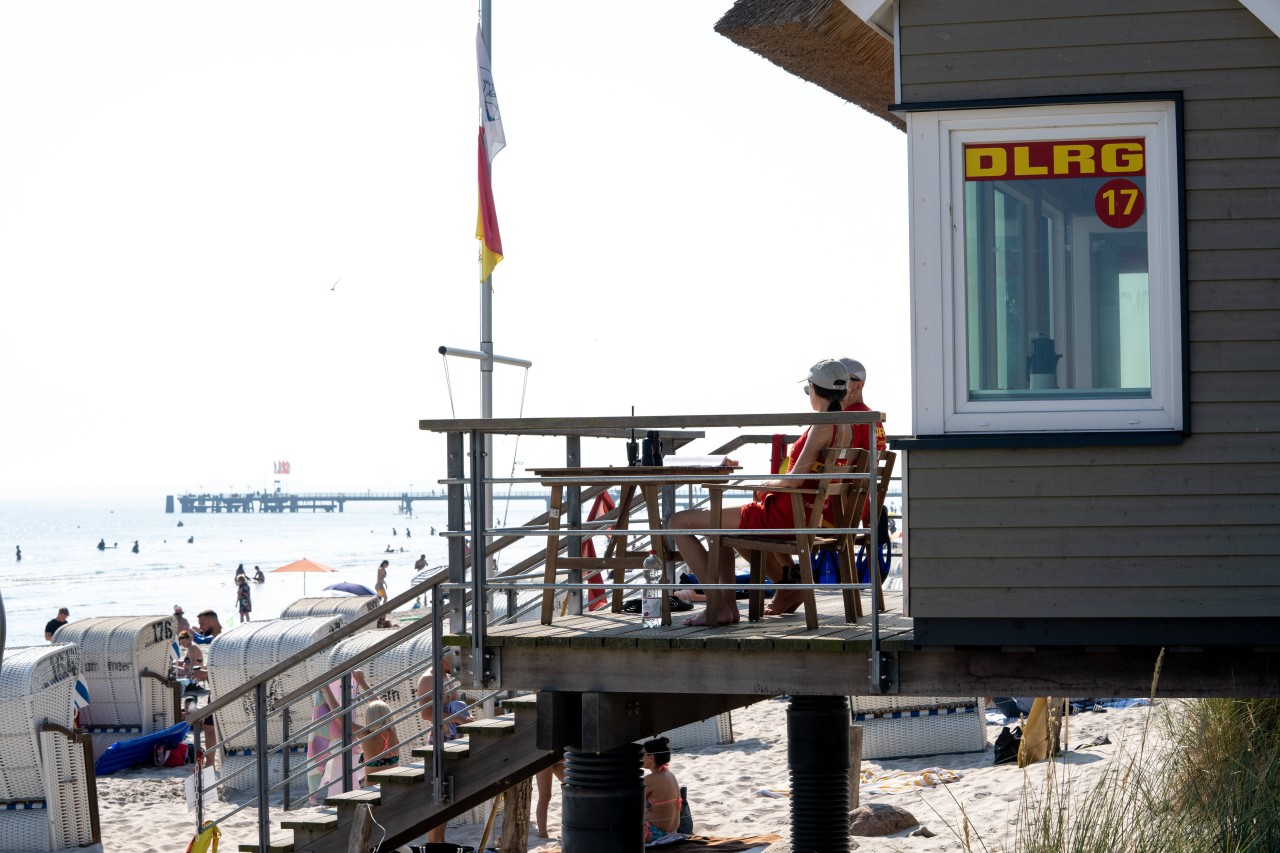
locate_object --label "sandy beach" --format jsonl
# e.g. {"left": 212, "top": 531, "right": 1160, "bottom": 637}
{"left": 85, "top": 696, "right": 1165, "bottom": 853}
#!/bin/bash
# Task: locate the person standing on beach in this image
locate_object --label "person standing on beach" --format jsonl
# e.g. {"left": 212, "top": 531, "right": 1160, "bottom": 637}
{"left": 236, "top": 574, "right": 252, "bottom": 623}
{"left": 375, "top": 559, "right": 389, "bottom": 604}
{"left": 44, "top": 607, "right": 69, "bottom": 642}
{"left": 15, "top": 545, "right": 20, "bottom": 561}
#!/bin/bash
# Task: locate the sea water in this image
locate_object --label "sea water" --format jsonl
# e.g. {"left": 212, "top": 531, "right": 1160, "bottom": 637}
{"left": 0, "top": 497, "right": 541, "bottom": 650}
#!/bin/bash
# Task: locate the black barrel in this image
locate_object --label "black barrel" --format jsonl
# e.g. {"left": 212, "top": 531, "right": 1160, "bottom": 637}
{"left": 561, "top": 744, "right": 644, "bottom": 853}
{"left": 788, "top": 695, "right": 851, "bottom": 853}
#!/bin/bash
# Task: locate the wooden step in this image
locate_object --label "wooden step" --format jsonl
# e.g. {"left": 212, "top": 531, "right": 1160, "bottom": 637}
{"left": 279, "top": 813, "right": 338, "bottom": 834}
{"left": 456, "top": 716, "right": 515, "bottom": 740}
{"left": 366, "top": 763, "right": 427, "bottom": 785}
{"left": 278, "top": 809, "right": 345, "bottom": 850}
{"left": 236, "top": 832, "right": 293, "bottom": 853}
{"left": 500, "top": 693, "right": 538, "bottom": 715}
{"left": 410, "top": 739, "right": 470, "bottom": 761}
{"left": 322, "top": 788, "right": 381, "bottom": 809}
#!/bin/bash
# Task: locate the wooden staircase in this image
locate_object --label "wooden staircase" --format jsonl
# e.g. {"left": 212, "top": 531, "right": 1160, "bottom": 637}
{"left": 238, "top": 694, "right": 561, "bottom": 853}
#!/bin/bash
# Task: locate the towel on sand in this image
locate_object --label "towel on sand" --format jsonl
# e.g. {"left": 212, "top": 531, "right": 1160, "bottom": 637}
{"left": 546, "top": 834, "right": 782, "bottom": 852}
{"left": 860, "top": 767, "right": 962, "bottom": 794}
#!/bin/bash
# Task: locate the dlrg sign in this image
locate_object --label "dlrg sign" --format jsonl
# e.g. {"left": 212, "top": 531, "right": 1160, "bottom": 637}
{"left": 964, "top": 138, "right": 1145, "bottom": 181}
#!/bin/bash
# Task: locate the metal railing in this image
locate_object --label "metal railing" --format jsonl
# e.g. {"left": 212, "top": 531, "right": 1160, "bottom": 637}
{"left": 418, "top": 411, "right": 891, "bottom": 692}
{"left": 185, "top": 572, "right": 496, "bottom": 850}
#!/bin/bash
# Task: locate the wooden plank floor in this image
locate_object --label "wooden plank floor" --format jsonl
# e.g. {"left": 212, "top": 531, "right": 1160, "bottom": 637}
{"left": 448, "top": 590, "right": 913, "bottom": 653}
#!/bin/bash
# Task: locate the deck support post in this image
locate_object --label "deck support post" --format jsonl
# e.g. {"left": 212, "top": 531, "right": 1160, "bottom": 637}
{"left": 561, "top": 743, "right": 644, "bottom": 853}
{"left": 788, "top": 695, "right": 850, "bottom": 852}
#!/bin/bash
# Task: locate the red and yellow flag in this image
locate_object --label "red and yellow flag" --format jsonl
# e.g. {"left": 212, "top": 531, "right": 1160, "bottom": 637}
{"left": 477, "top": 127, "right": 503, "bottom": 281}
{"left": 476, "top": 26, "right": 506, "bottom": 282}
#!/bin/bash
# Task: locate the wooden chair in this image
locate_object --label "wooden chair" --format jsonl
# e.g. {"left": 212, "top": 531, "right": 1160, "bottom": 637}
{"left": 854, "top": 450, "right": 897, "bottom": 613}
{"left": 704, "top": 447, "right": 871, "bottom": 629}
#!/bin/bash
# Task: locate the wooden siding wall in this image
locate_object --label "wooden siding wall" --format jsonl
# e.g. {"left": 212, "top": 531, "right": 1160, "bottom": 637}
{"left": 898, "top": 0, "right": 1280, "bottom": 620}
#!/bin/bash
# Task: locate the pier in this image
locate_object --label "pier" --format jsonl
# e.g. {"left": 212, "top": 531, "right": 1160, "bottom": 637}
{"left": 165, "top": 490, "right": 552, "bottom": 514}
{"left": 165, "top": 485, "right": 777, "bottom": 515}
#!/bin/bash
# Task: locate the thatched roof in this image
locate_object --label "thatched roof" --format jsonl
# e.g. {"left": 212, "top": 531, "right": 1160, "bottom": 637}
{"left": 716, "top": 0, "right": 903, "bottom": 131}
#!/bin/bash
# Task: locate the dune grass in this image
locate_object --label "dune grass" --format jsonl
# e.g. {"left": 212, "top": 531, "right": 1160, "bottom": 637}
{"left": 1010, "top": 650, "right": 1280, "bottom": 852}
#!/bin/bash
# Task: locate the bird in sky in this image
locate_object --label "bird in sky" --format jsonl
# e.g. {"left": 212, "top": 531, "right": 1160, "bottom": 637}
{"left": 331, "top": 277, "right": 341, "bottom": 291}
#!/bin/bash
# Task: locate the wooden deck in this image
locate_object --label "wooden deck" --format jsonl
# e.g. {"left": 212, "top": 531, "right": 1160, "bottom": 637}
{"left": 447, "top": 589, "right": 1280, "bottom": 698}
{"left": 459, "top": 591, "right": 912, "bottom": 653}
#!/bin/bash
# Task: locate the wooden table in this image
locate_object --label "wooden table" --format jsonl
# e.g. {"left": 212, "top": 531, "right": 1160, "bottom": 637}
{"left": 529, "top": 466, "right": 738, "bottom": 626}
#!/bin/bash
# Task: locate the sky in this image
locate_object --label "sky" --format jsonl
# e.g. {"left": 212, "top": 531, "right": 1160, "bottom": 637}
{"left": 0, "top": 1, "right": 909, "bottom": 500}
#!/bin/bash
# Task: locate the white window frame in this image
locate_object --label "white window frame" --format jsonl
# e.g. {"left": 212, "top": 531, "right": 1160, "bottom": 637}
{"left": 908, "top": 100, "right": 1184, "bottom": 434}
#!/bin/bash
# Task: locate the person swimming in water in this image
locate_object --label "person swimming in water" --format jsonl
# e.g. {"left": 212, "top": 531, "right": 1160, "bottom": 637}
{"left": 97, "top": 539, "right": 106, "bottom": 551}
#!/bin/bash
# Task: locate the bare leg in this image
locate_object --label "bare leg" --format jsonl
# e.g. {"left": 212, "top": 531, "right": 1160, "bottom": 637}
{"left": 669, "top": 506, "right": 742, "bottom": 625}
{"left": 764, "top": 553, "right": 805, "bottom": 615}
{"left": 535, "top": 760, "right": 565, "bottom": 837}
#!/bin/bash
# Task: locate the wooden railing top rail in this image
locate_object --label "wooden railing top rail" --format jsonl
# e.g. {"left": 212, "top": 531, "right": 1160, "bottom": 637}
{"left": 418, "top": 411, "right": 884, "bottom": 433}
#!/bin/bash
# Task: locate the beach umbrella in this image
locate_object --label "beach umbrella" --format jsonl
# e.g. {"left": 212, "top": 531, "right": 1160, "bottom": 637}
{"left": 323, "top": 582, "right": 376, "bottom": 597}
{"left": 271, "top": 558, "right": 338, "bottom": 594}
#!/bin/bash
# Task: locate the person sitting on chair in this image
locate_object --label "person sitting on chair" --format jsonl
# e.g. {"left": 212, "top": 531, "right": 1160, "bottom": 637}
{"left": 669, "top": 359, "right": 853, "bottom": 625}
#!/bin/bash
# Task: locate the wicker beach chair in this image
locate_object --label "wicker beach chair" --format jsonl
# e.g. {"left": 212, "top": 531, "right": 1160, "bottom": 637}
{"left": 206, "top": 616, "right": 342, "bottom": 792}
{"left": 280, "top": 596, "right": 379, "bottom": 625}
{"left": 849, "top": 695, "right": 986, "bottom": 760}
{"left": 0, "top": 645, "right": 96, "bottom": 852}
{"left": 326, "top": 628, "right": 440, "bottom": 764}
{"left": 52, "top": 615, "right": 179, "bottom": 758}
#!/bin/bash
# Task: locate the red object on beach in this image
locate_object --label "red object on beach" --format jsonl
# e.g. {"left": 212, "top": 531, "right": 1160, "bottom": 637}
{"left": 271, "top": 558, "right": 339, "bottom": 595}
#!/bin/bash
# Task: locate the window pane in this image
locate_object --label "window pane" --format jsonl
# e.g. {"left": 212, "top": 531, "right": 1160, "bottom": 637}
{"left": 962, "top": 143, "right": 1151, "bottom": 403}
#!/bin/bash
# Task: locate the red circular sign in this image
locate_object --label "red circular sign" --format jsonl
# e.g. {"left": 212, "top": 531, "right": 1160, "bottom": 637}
{"left": 1094, "top": 178, "right": 1145, "bottom": 229}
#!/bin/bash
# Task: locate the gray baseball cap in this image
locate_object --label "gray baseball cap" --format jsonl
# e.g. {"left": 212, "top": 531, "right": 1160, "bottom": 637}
{"left": 803, "top": 359, "right": 850, "bottom": 392}
{"left": 838, "top": 357, "right": 867, "bottom": 381}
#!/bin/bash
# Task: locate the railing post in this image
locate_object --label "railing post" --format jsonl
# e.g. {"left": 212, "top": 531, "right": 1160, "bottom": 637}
{"left": 340, "top": 673, "right": 354, "bottom": 791}
{"left": 868, "top": 413, "right": 883, "bottom": 693}
{"left": 431, "top": 583, "right": 445, "bottom": 804}
{"left": 194, "top": 713, "right": 203, "bottom": 830}
{"left": 470, "top": 428, "right": 488, "bottom": 684}
{"left": 448, "top": 431, "right": 467, "bottom": 636}
{"left": 255, "top": 682, "right": 270, "bottom": 851}
{"left": 565, "top": 435, "right": 583, "bottom": 616}
{"left": 281, "top": 706, "right": 292, "bottom": 811}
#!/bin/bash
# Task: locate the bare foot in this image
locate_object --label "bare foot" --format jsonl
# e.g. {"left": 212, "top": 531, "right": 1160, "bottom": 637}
{"left": 536, "top": 828, "right": 549, "bottom": 838}
{"left": 764, "top": 588, "right": 805, "bottom": 616}
{"left": 682, "top": 605, "right": 741, "bottom": 626}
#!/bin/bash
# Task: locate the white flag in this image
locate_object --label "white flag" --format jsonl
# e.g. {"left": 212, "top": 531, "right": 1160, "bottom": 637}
{"left": 476, "top": 25, "right": 505, "bottom": 163}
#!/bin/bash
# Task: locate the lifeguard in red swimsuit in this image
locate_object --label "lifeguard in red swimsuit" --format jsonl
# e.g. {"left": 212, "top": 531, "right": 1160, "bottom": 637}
{"left": 669, "top": 359, "right": 854, "bottom": 626}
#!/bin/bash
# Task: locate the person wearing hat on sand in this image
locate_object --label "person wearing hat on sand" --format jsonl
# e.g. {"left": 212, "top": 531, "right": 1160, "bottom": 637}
{"left": 670, "top": 359, "right": 853, "bottom": 626}
{"left": 173, "top": 605, "right": 191, "bottom": 633}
